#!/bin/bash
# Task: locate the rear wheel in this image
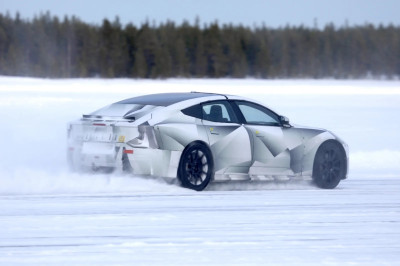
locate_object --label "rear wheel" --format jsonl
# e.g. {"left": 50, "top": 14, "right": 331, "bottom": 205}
{"left": 312, "top": 141, "right": 346, "bottom": 189}
{"left": 178, "top": 142, "right": 214, "bottom": 191}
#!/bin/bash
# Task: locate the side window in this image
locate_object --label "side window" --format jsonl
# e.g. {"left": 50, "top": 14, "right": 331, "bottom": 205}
{"left": 181, "top": 104, "right": 202, "bottom": 119}
{"left": 202, "top": 101, "right": 237, "bottom": 123}
{"left": 236, "top": 101, "right": 280, "bottom": 126}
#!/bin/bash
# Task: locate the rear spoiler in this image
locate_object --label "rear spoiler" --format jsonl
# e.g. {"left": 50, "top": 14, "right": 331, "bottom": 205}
{"left": 82, "top": 114, "right": 135, "bottom": 122}
{"left": 82, "top": 114, "right": 103, "bottom": 119}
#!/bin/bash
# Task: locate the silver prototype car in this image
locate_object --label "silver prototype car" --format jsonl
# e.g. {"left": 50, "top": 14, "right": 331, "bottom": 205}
{"left": 67, "top": 92, "right": 348, "bottom": 191}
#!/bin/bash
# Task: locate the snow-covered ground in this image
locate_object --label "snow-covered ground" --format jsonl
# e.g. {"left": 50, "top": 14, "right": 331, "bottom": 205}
{"left": 0, "top": 77, "right": 399, "bottom": 265}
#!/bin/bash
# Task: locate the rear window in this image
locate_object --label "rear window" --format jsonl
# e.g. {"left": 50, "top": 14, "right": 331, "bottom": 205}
{"left": 88, "top": 104, "right": 161, "bottom": 119}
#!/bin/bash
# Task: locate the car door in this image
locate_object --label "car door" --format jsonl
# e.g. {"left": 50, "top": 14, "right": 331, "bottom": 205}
{"left": 201, "top": 100, "right": 252, "bottom": 177}
{"left": 232, "top": 101, "right": 303, "bottom": 176}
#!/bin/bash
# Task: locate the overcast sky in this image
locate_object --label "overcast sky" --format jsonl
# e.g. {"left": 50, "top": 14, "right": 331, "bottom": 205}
{"left": 1, "top": 0, "right": 399, "bottom": 28}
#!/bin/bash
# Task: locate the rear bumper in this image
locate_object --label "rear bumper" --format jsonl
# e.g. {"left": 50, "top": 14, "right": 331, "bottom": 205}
{"left": 82, "top": 142, "right": 117, "bottom": 168}
{"left": 68, "top": 142, "right": 181, "bottom": 178}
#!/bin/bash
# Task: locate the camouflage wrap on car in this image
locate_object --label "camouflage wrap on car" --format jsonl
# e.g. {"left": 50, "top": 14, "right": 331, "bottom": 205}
{"left": 67, "top": 93, "right": 348, "bottom": 182}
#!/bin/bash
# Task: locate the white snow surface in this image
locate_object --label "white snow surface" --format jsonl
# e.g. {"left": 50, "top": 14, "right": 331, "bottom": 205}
{"left": 0, "top": 77, "right": 399, "bottom": 265}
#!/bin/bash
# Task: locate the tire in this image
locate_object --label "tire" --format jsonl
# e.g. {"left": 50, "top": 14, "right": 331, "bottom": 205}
{"left": 312, "top": 140, "right": 346, "bottom": 189}
{"left": 178, "top": 142, "right": 214, "bottom": 191}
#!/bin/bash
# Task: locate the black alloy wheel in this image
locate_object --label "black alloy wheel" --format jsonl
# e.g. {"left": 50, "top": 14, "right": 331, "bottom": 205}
{"left": 178, "top": 142, "right": 214, "bottom": 191}
{"left": 312, "top": 141, "right": 346, "bottom": 189}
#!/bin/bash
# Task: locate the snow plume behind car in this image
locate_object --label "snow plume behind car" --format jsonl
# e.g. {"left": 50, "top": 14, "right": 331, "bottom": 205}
{"left": 0, "top": 78, "right": 400, "bottom": 195}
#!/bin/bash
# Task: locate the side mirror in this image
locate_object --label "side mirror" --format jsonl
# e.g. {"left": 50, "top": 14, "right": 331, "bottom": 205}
{"left": 280, "top": 116, "right": 291, "bottom": 128}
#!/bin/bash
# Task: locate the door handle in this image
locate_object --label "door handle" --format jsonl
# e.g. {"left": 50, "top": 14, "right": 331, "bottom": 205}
{"left": 209, "top": 127, "right": 219, "bottom": 135}
{"left": 255, "top": 130, "right": 264, "bottom": 137}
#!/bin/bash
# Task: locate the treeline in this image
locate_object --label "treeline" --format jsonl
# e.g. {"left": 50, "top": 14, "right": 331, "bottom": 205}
{"left": 0, "top": 12, "right": 399, "bottom": 79}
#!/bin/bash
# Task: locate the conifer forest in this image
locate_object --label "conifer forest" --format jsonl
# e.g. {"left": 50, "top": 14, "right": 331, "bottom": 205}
{"left": 0, "top": 12, "right": 399, "bottom": 79}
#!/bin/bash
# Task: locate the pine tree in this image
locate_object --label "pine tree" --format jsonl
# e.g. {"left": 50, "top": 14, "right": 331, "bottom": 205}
{"left": 0, "top": 12, "right": 399, "bottom": 79}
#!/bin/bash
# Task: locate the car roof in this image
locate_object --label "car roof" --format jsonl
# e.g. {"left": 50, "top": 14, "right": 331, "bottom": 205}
{"left": 116, "top": 92, "right": 227, "bottom": 106}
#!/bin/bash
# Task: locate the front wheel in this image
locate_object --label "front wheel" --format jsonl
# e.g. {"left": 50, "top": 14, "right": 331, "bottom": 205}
{"left": 312, "top": 141, "right": 346, "bottom": 189}
{"left": 178, "top": 142, "right": 214, "bottom": 191}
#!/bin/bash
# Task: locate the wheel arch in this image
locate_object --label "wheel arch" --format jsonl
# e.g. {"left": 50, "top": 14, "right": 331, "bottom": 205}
{"left": 177, "top": 140, "right": 214, "bottom": 170}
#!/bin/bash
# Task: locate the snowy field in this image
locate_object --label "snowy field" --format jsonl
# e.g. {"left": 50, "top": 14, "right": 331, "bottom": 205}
{"left": 0, "top": 77, "right": 399, "bottom": 265}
